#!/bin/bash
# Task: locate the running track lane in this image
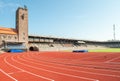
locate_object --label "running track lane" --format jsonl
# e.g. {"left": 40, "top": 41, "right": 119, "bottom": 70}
{"left": 0, "top": 54, "right": 18, "bottom": 81}
{"left": 0, "top": 52, "right": 120, "bottom": 81}
{"left": 9, "top": 55, "right": 98, "bottom": 81}
{"left": 19, "top": 53, "right": 120, "bottom": 81}
{"left": 27, "top": 52, "right": 120, "bottom": 71}
{"left": 1, "top": 54, "right": 54, "bottom": 81}
{"left": 23, "top": 53, "right": 120, "bottom": 76}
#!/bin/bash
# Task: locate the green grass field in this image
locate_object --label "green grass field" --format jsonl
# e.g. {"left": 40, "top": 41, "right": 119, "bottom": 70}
{"left": 89, "top": 48, "right": 120, "bottom": 52}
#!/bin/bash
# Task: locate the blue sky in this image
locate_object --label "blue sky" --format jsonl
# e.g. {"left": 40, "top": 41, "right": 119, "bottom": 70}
{"left": 0, "top": 0, "right": 120, "bottom": 41}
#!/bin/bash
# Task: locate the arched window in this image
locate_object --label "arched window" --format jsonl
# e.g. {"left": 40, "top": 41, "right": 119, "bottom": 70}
{"left": 15, "top": 36, "right": 17, "bottom": 39}
{"left": 8, "top": 36, "right": 11, "bottom": 39}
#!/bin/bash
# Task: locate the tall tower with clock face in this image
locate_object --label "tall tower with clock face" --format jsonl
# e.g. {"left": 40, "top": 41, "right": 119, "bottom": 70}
{"left": 16, "top": 6, "right": 28, "bottom": 44}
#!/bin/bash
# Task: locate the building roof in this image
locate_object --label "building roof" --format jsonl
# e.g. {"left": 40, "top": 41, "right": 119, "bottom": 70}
{"left": 0, "top": 27, "right": 17, "bottom": 35}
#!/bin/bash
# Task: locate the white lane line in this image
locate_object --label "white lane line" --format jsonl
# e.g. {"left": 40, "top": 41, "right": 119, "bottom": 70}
{"left": 27, "top": 54, "right": 120, "bottom": 73}
{"left": 105, "top": 57, "right": 120, "bottom": 63}
{"left": 8, "top": 71, "right": 25, "bottom": 75}
{"left": 0, "top": 55, "right": 18, "bottom": 81}
{"left": 0, "top": 69, "right": 18, "bottom": 81}
{"left": 13, "top": 55, "right": 99, "bottom": 81}
{"left": 4, "top": 56, "right": 54, "bottom": 81}
{"left": 19, "top": 55, "right": 120, "bottom": 78}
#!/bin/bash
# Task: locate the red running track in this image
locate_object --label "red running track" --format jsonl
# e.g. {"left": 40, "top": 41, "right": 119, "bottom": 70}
{"left": 0, "top": 52, "right": 120, "bottom": 81}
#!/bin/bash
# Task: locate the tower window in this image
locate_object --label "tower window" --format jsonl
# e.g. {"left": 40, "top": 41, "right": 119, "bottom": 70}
{"left": 21, "top": 14, "right": 24, "bottom": 20}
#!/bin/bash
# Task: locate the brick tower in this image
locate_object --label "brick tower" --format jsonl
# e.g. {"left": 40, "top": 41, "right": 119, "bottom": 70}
{"left": 16, "top": 6, "right": 28, "bottom": 44}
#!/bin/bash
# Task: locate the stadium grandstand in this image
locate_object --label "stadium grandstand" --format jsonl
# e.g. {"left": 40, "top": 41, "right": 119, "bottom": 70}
{"left": 0, "top": 6, "right": 120, "bottom": 52}
{"left": 28, "top": 35, "right": 120, "bottom": 51}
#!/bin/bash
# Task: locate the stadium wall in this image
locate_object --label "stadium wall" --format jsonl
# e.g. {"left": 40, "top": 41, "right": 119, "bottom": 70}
{"left": 28, "top": 35, "right": 120, "bottom": 51}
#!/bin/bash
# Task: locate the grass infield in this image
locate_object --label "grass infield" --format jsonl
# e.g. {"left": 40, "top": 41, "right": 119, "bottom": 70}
{"left": 89, "top": 48, "right": 120, "bottom": 52}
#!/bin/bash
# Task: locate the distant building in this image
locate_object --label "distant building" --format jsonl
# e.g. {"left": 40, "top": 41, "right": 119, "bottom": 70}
{"left": 0, "top": 7, "right": 28, "bottom": 51}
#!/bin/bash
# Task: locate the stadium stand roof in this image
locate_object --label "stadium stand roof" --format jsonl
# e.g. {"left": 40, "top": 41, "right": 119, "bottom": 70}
{"left": 29, "top": 35, "right": 79, "bottom": 41}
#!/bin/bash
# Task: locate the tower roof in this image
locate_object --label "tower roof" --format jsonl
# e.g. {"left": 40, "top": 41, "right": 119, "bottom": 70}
{"left": 0, "top": 27, "right": 17, "bottom": 35}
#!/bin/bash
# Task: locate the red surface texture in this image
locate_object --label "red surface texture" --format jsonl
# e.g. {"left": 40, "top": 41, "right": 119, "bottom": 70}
{"left": 0, "top": 52, "right": 120, "bottom": 81}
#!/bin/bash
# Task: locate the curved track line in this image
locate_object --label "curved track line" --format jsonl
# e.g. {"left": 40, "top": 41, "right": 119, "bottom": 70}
{"left": 19, "top": 54, "right": 120, "bottom": 78}
{"left": 28, "top": 53, "right": 120, "bottom": 73}
{"left": 4, "top": 56, "right": 54, "bottom": 81}
{"left": 0, "top": 69, "right": 18, "bottom": 81}
{"left": 105, "top": 57, "right": 120, "bottom": 63}
{"left": 12, "top": 55, "right": 99, "bottom": 81}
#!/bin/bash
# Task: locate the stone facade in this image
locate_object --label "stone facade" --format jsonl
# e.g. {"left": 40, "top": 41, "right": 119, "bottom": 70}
{"left": 0, "top": 34, "right": 18, "bottom": 42}
{"left": 0, "top": 7, "right": 28, "bottom": 50}
{"left": 16, "top": 7, "right": 28, "bottom": 44}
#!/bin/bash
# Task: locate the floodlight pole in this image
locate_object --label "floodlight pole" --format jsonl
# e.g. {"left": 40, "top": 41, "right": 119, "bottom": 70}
{"left": 113, "top": 24, "right": 116, "bottom": 41}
